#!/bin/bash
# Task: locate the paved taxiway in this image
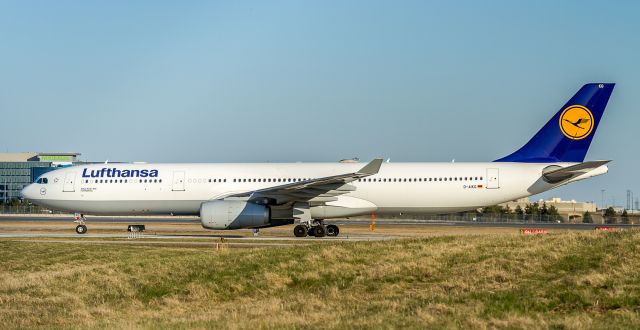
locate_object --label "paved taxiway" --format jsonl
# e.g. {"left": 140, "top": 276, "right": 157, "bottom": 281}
{"left": 0, "top": 215, "right": 634, "bottom": 248}
{"left": 1, "top": 214, "right": 636, "bottom": 230}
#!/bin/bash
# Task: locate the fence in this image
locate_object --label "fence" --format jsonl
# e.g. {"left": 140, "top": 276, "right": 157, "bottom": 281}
{"left": 399, "top": 213, "right": 565, "bottom": 223}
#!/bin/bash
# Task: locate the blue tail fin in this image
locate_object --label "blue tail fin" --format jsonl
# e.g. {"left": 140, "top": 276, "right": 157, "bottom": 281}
{"left": 495, "top": 83, "right": 614, "bottom": 163}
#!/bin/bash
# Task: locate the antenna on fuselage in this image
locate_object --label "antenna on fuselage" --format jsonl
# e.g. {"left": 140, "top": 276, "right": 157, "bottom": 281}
{"left": 105, "top": 159, "right": 109, "bottom": 164}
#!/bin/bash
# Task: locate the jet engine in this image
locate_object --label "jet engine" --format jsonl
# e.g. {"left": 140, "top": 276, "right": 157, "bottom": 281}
{"left": 200, "top": 200, "right": 270, "bottom": 230}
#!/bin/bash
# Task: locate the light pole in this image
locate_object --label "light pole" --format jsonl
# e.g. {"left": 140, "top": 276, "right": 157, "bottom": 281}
{"left": 601, "top": 189, "right": 605, "bottom": 211}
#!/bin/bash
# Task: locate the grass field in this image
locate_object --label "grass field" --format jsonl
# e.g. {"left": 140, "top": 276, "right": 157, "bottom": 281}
{"left": 1, "top": 231, "right": 639, "bottom": 329}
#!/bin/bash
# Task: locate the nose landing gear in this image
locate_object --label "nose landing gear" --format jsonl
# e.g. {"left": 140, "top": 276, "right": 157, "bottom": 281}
{"left": 74, "top": 213, "right": 88, "bottom": 234}
{"left": 75, "top": 224, "right": 87, "bottom": 234}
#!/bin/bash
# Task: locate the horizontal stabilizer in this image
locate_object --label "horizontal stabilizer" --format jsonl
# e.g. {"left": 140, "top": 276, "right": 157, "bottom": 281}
{"left": 542, "top": 160, "right": 610, "bottom": 183}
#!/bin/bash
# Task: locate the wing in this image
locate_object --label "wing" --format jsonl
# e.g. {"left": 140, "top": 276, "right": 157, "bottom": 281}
{"left": 221, "top": 158, "right": 383, "bottom": 205}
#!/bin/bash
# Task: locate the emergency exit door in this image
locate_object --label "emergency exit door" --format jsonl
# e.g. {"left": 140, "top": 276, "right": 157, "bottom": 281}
{"left": 63, "top": 172, "right": 76, "bottom": 192}
{"left": 172, "top": 171, "right": 185, "bottom": 191}
{"left": 486, "top": 168, "right": 500, "bottom": 189}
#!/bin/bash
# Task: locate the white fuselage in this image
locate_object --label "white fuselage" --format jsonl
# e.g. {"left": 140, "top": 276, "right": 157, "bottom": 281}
{"left": 21, "top": 161, "right": 607, "bottom": 217}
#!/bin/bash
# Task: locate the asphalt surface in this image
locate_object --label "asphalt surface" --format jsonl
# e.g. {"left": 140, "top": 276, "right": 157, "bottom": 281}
{"left": 0, "top": 215, "right": 636, "bottom": 231}
{"left": 0, "top": 232, "right": 391, "bottom": 241}
{"left": 334, "top": 219, "right": 639, "bottom": 230}
{"left": 0, "top": 215, "right": 200, "bottom": 223}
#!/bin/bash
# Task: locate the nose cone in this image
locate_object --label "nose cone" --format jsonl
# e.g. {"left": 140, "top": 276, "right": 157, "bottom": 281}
{"left": 21, "top": 184, "right": 34, "bottom": 200}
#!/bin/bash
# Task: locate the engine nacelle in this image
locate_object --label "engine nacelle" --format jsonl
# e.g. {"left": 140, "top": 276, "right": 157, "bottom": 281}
{"left": 200, "top": 200, "right": 270, "bottom": 230}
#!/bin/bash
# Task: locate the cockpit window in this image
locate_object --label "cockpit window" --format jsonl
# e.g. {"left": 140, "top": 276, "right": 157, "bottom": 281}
{"left": 36, "top": 178, "right": 48, "bottom": 184}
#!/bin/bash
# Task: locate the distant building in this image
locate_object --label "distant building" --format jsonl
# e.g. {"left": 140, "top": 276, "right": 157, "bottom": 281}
{"left": 0, "top": 152, "right": 80, "bottom": 202}
{"left": 500, "top": 197, "right": 597, "bottom": 221}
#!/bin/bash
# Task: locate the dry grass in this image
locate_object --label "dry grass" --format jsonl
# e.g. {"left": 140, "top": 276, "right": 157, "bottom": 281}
{"left": 1, "top": 231, "right": 639, "bottom": 329}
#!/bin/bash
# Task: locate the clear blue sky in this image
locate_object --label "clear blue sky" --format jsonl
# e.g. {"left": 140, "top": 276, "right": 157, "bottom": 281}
{"left": 0, "top": 1, "right": 638, "bottom": 207}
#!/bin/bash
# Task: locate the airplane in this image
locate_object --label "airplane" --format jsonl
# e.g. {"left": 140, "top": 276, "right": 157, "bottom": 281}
{"left": 21, "top": 83, "right": 614, "bottom": 237}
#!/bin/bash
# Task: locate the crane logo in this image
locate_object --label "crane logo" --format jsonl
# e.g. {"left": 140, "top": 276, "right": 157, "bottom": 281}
{"left": 559, "top": 105, "right": 594, "bottom": 140}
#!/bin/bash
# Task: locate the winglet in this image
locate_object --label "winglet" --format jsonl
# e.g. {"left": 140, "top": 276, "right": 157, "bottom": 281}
{"left": 357, "top": 158, "right": 383, "bottom": 176}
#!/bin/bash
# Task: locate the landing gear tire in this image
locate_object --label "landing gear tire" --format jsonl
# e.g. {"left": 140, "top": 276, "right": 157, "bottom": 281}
{"left": 293, "top": 225, "right": 308, "bottom": 237}
{"left": 313, "top": 225, "right": 326, "bottom": 238}
{"left": 326, "top": 224, "right": 339, "bottom": 237}
{"left": 75, "top": 224, "right": 87, "bottom": 235}
{"left": 307, "top": 226, "right": 316, "bottom": 237}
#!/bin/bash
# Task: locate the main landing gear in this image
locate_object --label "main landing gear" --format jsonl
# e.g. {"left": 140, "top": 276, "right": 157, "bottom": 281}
{"left": 74, "top": 213, "right": 88, "bottom": 234}
{"left": 293, "top": 221, "right": 340, "bottom": 238}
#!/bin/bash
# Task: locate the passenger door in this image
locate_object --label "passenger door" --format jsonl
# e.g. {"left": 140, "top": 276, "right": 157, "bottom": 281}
{"left": 63, "top": 172, "right": 76, "bottom": 192}
{"left": 486, "top": 168, "right": 499, "bottom": 189}
{"left": 172, "top": 171, "right": 185, "bottom": 191}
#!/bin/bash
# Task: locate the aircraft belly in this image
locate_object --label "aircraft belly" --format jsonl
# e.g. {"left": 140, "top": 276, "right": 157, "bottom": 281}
{"left": 33, "top": 199, "right": 203, "bottom": 216}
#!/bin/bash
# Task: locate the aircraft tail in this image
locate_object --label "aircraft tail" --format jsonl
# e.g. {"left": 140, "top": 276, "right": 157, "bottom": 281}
{"left": 495, "top": 83, "right": 614, "bottom": 163}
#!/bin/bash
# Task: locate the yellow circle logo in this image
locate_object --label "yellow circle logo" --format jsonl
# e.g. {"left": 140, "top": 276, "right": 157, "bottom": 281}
{"left": 559, "top": 105, "right": 594, "bottom": 140}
